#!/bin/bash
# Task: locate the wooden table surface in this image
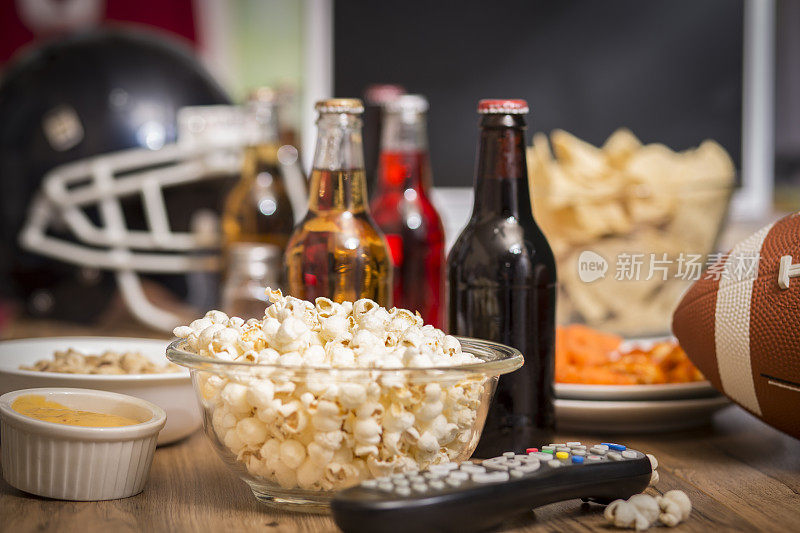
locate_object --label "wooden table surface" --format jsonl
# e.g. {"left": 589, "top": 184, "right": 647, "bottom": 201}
{"left": 1, "top": 318, "right": 799, "bottom": 531}
{"left": 2, "top": 404, "right": 799, "bottom": 533}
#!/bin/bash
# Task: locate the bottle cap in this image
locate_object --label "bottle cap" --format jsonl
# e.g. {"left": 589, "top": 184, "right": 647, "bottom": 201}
{"left": 315, "top": 98, "right": 364, "bottom": 115}
{"left": 385, "top": 94, "right": 429, "bottom": 114}
{"left": 364, "top": 84, "right": 405, "bottom": 105}
{"left": 477, "top": 99, "right": 529, "bottom": 114}
{"left": 247, "top": 87, "right": 277, "bottom": 103}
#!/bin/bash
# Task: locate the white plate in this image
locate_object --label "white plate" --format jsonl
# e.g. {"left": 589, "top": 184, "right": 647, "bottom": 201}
{"left": 0, "top": 337, "right": 200, "bottom": 445}
{"left": 555, "top": 381, "right": 718, "bottom": 401}
{"left": 554, "top": 396, "right": 731, "bottom": 433}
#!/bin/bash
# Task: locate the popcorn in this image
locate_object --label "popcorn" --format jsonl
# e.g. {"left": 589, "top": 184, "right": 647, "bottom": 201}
{"left": 173, "top": 288, "right": 485, "bottom": 491}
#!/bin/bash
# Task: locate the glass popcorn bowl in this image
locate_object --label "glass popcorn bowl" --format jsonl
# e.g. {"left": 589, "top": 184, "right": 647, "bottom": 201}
{"left": 167, "top": 336, "right": 522, "bottom": 513}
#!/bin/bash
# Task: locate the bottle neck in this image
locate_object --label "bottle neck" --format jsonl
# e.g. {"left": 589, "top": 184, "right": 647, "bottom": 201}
{"left": 246, "top": 101, "right": 280, "bottom": 146}
{"left": 376, "top": 110, "right": 431, "bottom": 193}
{"left": 309, "top": 112, "right": 368, "bottom": 213}
{"left": 472, "top": 114, "right": 533, "bottom": 220}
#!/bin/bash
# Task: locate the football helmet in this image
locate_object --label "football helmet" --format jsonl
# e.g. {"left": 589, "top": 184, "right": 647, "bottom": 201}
{"left": 0, "top": 28, "right": 248, "bottom": 331}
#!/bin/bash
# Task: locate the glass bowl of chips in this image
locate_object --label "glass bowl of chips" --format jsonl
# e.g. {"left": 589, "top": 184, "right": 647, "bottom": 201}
{"left": 528, "top": 128, "right": 735, "bottom": 337}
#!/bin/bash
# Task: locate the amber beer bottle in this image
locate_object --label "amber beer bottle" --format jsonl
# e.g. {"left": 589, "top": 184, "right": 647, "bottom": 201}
{"left": 285, "top": 99, "right": 392, "bottom": 305}
{"left": 221, "top": 88, "right": 307, "bottom": 306}
{"left": 370, "top": 95, "right": 445, "bottom": 327}
{"left": 448, "top": 99, "right": 556, "bottom": 457}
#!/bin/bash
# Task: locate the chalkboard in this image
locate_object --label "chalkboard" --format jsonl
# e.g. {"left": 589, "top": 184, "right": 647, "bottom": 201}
{"left": 334, "top": 0, "right": 743, "bottom": 187}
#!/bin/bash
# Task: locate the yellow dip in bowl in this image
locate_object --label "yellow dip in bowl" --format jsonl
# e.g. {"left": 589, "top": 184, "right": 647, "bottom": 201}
{"left": 12, "top": 394, "right": 139, "bottom": 427}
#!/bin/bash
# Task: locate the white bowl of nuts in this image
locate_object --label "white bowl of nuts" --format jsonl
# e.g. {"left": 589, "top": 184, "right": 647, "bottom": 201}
{"left": 0, "top": 337, "right": 199, "bottom": 445}
{"left": 167, "top": 289, "right": 522, "bottom": 512}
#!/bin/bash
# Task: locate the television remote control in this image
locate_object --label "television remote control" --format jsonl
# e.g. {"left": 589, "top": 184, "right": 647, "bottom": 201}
{"left": 331, "top": 442, "right": 657, "bottom": 533}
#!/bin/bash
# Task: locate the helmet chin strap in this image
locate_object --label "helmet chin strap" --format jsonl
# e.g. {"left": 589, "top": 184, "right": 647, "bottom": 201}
{"left": 115, "top": 270, "right": 184, "bottom": 332}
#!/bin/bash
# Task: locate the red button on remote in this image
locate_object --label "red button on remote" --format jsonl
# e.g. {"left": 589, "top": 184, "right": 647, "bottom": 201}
{"left": 526, "top": 448, "right": 538, "bottom": 454}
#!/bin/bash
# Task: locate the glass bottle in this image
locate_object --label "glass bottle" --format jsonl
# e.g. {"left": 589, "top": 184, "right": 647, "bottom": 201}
{"left": 285, "top": 98, "right": 392, "bottom": 305}
{"left": 220, "top": 243, "right": 283, "bottom": 318}
{"left": 363, "top": 84, "right": 405, "bottom": 198}
{"left": 447, "top": 99, "right": 557, "bottom": 457}
{"left": 221, "top": 88, "right": 307, "bottom": 300}
{"left": 370, "top": 95, "right": 445, "bottom": 326}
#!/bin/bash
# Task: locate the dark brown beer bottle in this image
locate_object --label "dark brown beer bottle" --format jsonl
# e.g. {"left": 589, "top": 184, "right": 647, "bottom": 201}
{"left": 447, "top": 99, "right": 556, "bottom": 457}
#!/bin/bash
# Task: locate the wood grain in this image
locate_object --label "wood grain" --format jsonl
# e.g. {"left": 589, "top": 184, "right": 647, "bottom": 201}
{"left": 2, "top": 406, "right": 798, "bottom": 533}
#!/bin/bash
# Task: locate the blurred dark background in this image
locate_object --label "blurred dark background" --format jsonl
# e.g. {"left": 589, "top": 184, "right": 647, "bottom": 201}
{"left": 335, "top": 0, "right": 744, "bottom": 187}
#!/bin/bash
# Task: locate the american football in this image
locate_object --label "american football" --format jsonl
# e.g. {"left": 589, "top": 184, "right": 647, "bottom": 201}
{"left": 672, "top": 211, "right": 800, "bottom": 439}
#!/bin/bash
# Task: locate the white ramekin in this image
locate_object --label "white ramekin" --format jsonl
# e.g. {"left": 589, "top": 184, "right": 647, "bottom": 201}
{"left": 0, "top": 387, "right": 166, "bottom": 500}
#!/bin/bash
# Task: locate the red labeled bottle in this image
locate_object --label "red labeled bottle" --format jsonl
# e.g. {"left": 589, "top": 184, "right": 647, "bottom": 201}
{"left": 370, "top": 95, "right": 445, "bottom": 326}
{"left": 447, "top": 99, "right": 556, "bottom": 457}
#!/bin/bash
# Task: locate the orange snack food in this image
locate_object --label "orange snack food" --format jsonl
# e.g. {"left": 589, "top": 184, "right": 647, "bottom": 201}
{"left": 555, "top": 324, "right": 704, "bottom": 385}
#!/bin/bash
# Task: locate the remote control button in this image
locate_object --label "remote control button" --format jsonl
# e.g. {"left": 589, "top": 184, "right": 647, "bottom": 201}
{"left": 510, "top": 469, "right": 525, "bottom": 478}
{"left": 556, "top": 447, "right": 571, "bottom": 454}
{"left": 429, "top": 463, "right": 458, "bottom": 473}
{"left": 571, "top": 456, "right": 585, "bottom": 464}
{"left": 391, "top": 473, "right": 406, "bottom": 480}
{"left": 429, "top": 480, "right": 445, "bottom": 490}
{"left": 526, "top": 447, "right": 539, "bottom": 454}
{"left": 518, "top": 455, "right": 539, "bottom": 464}
{"left": 566, "top": 441, "right": 581, "bottom": 447}
{"left": 555, "top": 451, "right": 570, "bottom": 460}
{"left": 395, "top": 487, "right": 411, "bottom": 497}
{"left": 548, "top": 460, "right": 562, "bottom": 468}
{"left": 570, "top": 445, "right": 587, "bottom": 451}
{"left": 423, "top": 471, "right": 446, "bottom": 479}
{"left": 448, "top": 471, "right": 469, "bottom": 481}
{"left": 378, "top": 482, "right": 394, "bottom": 492}
{"left": 517, "top": 462, "right": 540, "bottom": 473}
{"left": 459, "top": 464, "right": 486, "bottom": 474}
{"left": 408, "top": 475, "right": 425, "bottom": 483}
{"left": 541, "top": 449, "right": 554, "bottom": 455}
{"left": 411, "top": 483, "right": 428, "bottom": 493}
{"left": 594, "top": 444, "right": 609, "bottom": 451}
{"left": 607, "top": 452, "right": 623, "bottom": 461}
{"left": 541, "top": 445, "right": 555, "bottom": 452}
{"left": 532, "top": 452, "right": 552, "bottom": 461}
{"left": 446, "top": 477, "right": 464, "bottom": 487}
{"left": 571, "top": 450, "right": 587, "bottom": 457}
{"left": 375, "top": 476, "right": 391, "bottom": 483}
{"left": 484, "top": 462, "right": 509, "bottom": 472}
{"left": 502, "top": 451, "right": 515, "bottom": 458}
{"left": 587, "top": 455, "right": 602, "bottom": 462}
{"left": 602, "top": 443, "right": 626, "bottom": 451}
{"left": 589, "top": 447, "right": 607, "bottom": 455}
{"left": 622, "top": 450, "right": 637, "bottom": 459}
{"left": 362, "top": 480, "right": 378, "bottom": 488}
{"left": 393, "top": 479, "right": 409, "bottom": 487}
{"left": 473, "top": 472, "right": 510, "bottom": 483}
